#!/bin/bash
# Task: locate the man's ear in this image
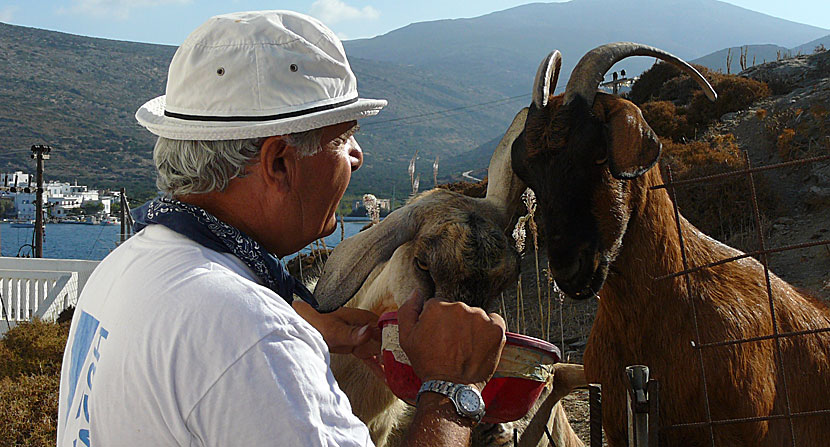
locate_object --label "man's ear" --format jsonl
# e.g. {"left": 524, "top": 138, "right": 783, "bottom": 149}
{"left": 259, "top": 136, "right": 294, "bottom": 191}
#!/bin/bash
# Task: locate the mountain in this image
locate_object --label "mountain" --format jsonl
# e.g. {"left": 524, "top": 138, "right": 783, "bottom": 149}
{"left": 2, "top": 0, "right": 828, "bottom": 199}
{"left": 791, "top": 34, "right": 830, "bottom": 55}
{"left": 346, "top": 0, "right": 829, "bottom": 98}
{"left": 441, "top": 136, "right": 501, "bottom": 183}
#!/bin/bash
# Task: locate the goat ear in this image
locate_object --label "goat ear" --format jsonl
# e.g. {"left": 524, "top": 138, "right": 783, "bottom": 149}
{"left": 483, "top": 107, "right": 528, "bottom": 226}
{"left": 600, "top": 97, "right": 662, "bottom": 180}
{"left": 314, "top": 205, "right": 421, "bottom": 312}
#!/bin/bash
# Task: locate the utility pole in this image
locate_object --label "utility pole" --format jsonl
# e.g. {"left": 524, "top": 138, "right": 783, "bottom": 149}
{"left": 120, "top": 187, "right": 127, "bottom": 243}
{"left": 601, "top": 70, "right": 630, "bottom": 96}
{"left": 31, "top": 145, "right": 51, "bottom": 258}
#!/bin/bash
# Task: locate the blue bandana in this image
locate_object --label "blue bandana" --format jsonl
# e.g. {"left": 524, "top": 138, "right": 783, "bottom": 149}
{"left": 131, "top": 197, "right": 317, "bottom": 308}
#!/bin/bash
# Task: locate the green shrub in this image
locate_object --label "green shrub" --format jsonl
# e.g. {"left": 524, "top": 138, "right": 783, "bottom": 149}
{"left": 641, "top": 100, "right": 691, "bottom": 142}
{"left": 628, "top": 62, "right": 684, "bottom": 105}
{"left": 632, "top": 63, "right": 770, "bottom": 142}
{"left": 686, "top": 74, "right": 770, "bottom": 131}
{"left": 777, "top": 128, "right": 797, "bottom": 160}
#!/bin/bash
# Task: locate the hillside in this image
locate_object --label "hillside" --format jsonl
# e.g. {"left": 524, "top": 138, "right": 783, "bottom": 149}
{"left": 717, "top": 50, "right": 830, "bottom": 298}
{"left": 0, "top": 22, "right": 516, "bottom": 198}
{"left": 441, "top": 136, "right": 500, "bottom": 182}
{"left": 690, "top": 33, "right": 830, "bottom": 74}
{"left": 691, "top": 44, "right": 791, "bottom": 74}
{"left": 0, "top": 22, "right": 171, "bottom": 193}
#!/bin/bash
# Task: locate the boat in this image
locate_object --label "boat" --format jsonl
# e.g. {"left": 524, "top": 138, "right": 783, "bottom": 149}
{"left": 10, "top": 220, "right": 35, "bottom": 228}
{"left": 100, "top": 216, "right": 119, "bottom": 226}
{"left": 60, "top": 216, "right": 85, "bottom": 224}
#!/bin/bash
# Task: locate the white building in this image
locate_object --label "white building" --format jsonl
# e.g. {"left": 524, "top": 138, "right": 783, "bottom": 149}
{"left": 1, "top": 175, "right": 111, "bottom": 220}
{"left": 45, "top": 181, "right": 111, "bottom": 218}
{"left": 1, "top": 171, "right": 31, "bottom": 189}
{"left": 13, "top": 192, "right": 44, "bottom": 220}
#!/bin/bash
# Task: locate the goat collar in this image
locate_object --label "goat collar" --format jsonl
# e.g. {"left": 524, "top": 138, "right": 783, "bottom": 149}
{"left": 131, "top": 197, "right": 317, "bottom": 308}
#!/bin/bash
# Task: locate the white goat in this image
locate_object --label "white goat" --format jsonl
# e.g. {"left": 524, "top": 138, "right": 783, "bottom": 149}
{"left": 314, "top": 110, "right": 587, "bottom": 447}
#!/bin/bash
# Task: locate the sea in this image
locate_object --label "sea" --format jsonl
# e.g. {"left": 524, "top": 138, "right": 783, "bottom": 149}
{"left": 0, "top": 220, "right": 371, "bottom": 261}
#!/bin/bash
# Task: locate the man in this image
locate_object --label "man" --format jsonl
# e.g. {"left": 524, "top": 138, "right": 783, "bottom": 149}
{"left": 57, "top": 10, "right": 506, "bottom": 447}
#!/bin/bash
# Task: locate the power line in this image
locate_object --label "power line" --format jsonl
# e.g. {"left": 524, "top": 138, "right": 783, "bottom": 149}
{"left": 362, "top": 82, "right": 568, "bottom": 129}
{"left": 363, "top": 93, "right": 530, "bottom": 128}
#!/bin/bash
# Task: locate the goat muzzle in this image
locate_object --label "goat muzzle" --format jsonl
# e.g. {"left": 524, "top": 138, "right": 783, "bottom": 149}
{"left": 549, "top": 245, "right": 607, "bottom": 300}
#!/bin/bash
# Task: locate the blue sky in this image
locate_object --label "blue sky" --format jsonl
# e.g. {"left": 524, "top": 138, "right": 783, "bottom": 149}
{"left": 1, "top": 0, "right": 828, "bottom": 45}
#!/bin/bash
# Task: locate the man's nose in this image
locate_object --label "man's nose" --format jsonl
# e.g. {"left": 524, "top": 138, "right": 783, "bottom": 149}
{"left": 348, "top": 137, "right": 363, "bottom": 172}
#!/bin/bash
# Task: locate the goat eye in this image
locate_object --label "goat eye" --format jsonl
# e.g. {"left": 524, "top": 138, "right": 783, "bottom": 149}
{"left": 415, "top": 258, "right": 429, "bottom": 272}
{"left": 595, "top": 156, "right": 608, "bottom": 165}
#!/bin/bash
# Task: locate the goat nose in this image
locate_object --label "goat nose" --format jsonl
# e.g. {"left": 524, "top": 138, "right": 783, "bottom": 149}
{"left": 556, "top": 257, "right": 581, "bottom": 283}
{"left": 552, "top": 246, "right": 591, "bottom": 283}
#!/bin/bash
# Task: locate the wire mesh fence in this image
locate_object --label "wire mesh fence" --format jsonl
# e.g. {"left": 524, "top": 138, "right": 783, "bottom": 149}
{"left": 649, "top": 151, "right": 830, "bottom": 446}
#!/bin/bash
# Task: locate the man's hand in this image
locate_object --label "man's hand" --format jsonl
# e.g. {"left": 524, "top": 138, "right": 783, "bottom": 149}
{"left": 397, "top": 290, "right": 506, "bottom": 391}
{"left": 292, "top": 300, "right": 381, "bottom": 362}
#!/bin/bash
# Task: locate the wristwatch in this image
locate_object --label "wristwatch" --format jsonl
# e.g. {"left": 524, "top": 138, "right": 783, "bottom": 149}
{"left": 417, "top": 379, "right": 486, "bottom": 423}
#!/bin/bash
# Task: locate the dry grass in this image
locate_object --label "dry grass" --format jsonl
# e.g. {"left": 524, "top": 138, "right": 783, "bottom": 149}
{"left": 0, "top": 320, "right": 67, "bottom": 378}
{"left": 764, "top": 105, "right": 830, "bottom": 161}
{"left": 0, "top": 320, "right": 69, "bottom": 447}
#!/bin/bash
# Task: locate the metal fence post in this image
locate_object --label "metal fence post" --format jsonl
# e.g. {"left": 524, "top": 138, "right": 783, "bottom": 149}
{"left": 588, "top": 383, "right": 602, "bottom": 447}
{"left": 626, "top": 365, "right": 650, "bottom": 447}
{"left": 647, "top": 379, "right": 660, "bottom": 447}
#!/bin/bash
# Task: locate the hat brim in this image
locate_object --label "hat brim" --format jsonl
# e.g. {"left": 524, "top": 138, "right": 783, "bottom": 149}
{"left": 136, "top": 95, "right": 387, "bottom": 140}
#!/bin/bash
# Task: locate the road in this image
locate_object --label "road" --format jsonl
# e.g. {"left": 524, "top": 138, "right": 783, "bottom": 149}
{"left": 462, "top": 170, "right": 482, "bottom": 182}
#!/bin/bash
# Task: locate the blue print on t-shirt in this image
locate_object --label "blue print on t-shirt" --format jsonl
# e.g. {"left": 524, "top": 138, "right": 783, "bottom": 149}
{"left": 64, "top": 311, "right": 108, "bottom": 446}
{"left": 65, "top": 311, "right": 99, "bottom": 423}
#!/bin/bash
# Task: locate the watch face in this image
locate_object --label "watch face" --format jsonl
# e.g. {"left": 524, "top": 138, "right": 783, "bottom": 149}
{"left": 457, "top": 388, "right": 482, "bottom": 414}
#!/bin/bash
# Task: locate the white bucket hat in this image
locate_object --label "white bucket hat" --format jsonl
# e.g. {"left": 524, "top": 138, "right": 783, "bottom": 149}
{"left": 136, "top": 10, "right": 387, "bottom": 140}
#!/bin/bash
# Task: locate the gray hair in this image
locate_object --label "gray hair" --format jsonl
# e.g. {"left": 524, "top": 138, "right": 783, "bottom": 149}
{"left": 154, "top": 128, "right": 323, "bottom": 196}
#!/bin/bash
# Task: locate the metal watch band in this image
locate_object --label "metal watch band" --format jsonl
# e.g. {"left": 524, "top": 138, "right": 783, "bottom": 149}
{"left": 417, "top": 379, "right": 485, "bottom": 423}
{"left": 418, "top": 379, "right": 458, "bottom": 399}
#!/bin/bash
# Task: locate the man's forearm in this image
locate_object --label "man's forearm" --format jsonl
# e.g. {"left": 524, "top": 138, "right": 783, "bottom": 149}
{"left": 400, "top": 393, "right": 475, "bottom": 447}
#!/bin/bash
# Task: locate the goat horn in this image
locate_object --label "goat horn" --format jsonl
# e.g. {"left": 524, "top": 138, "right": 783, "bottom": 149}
{"left": 314, "top": 205, "right": 422, "bottom": 313}
{"left": 532, "top": 50, "right": 563, "bottom": 109}
{"left": 563, "top": 42, "right": 717, "bottom": 107}
{"left": 482, "top": 107, "right": 529, "bottom": 227}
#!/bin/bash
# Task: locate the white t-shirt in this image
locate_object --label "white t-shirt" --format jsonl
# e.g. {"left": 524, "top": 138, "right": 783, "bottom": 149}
{"left": 57, "top": 224, "right": 373, "bottom": 447}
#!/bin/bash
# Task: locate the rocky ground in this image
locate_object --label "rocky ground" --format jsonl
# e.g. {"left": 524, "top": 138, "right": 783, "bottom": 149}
{"left": 714, "top": 51, "right": 830, "bottom": 302}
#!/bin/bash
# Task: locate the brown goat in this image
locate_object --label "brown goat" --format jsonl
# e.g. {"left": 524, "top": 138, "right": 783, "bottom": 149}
{"left": 512, "top": 43, "right": 830, "bottom": 446}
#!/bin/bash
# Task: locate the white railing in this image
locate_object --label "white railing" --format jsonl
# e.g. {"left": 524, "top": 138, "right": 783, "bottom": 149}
{"left": 0, "top": 257, "right": 99, "bottom": 335}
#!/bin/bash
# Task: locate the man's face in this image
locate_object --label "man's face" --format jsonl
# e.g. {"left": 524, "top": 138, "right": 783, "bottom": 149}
{"left": 291, "top": 120, "right": 362, "bottom": 246}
